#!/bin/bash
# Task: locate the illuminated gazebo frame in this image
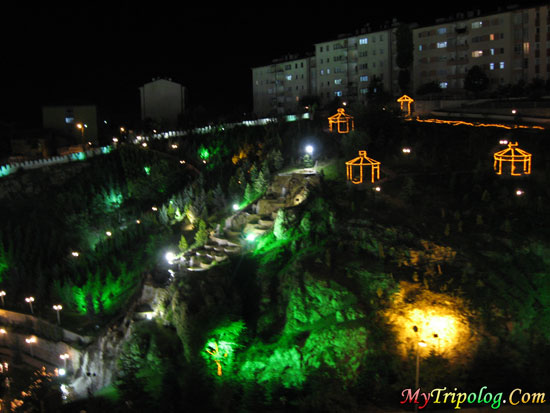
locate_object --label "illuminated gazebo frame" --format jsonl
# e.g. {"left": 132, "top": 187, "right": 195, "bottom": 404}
{"left": 493, "top": 142, "right": 532, "bottom": 176}
{"left": 346, "top": 150, "right": 381, "bottom": 184}
{"left": 397, "top": 95, "right": 415, "bottom": 117}
{"left": 328, "top": 108, "right": 354, "bottom": 134}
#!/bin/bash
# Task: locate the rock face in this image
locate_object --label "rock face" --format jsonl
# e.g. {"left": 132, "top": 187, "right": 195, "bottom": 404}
{"left": 67, "top": 282, "right": 167, "bottom": 399}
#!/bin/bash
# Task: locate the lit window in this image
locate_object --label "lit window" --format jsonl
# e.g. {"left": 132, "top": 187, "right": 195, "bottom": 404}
{"left": 419, "top": 45, "right": 423, "bottom": 51}
{"left": 360, "top": 88, "right": 368, "bottom": 94}
{"left": 335, "top": 91, "right": 342, "bottom": 96}
{"left": 320, "top": 69, "right": 324, "bottom": 75}
{"left": 334, "top": 79, "right": 342, "bottom": 85}
{"left": 437, "top": 27, "right": 447, "bottom": 34}
{"left": 490, "top": 62, "right": 495, "bottom": 70}
{"left": 286, "top": 75, "right": 292, "bottom": 81}
{"left": 472, "top": 21, "right": 482, "bottom": 29}
{"left": 490, "top": 33, "right": 495, "bottom": 40}
{"left": 472, "top": 50, "right": 483, "bottom": 58}
{"left": 440, "top": 82, "right": 448, "bottom": 89}
{"left": 359, "top": 37, "right": 368, "bottom": 45}
{"left": 490, "top": 48, "right": 495, "bottom": 55}
{"left": 327, "top": 68, "right": 331, "bottom": 74}
{"left": 65, "top": 117, "right": 74, "bottom": 124}
{"left": 437, "top": 41, "right": 447, "bottom": 48}
{"left": 360, "top": 75, "right": 369, "bottom": 82}
{"left": 500, "top": 61, "right": 505, "bottom": 69}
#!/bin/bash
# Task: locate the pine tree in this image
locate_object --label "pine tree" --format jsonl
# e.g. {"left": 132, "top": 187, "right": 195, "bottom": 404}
{"left": 178, "top": 235, "right": 188, "bottom": 253}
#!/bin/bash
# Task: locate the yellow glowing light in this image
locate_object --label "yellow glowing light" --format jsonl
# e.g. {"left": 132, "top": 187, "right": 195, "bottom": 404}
{"left": 328, "top": 108, "right": 354, "bottom": 134}
{"left": 493, "top": 142, "right": 532, "bottom": 176}
{"left": 206, "top": 342, "right": 228, "bottom": 376}
{"left": 346, "top": 150, "right": 381, "bottom": 184}
{"left": 412, "top": 118, "right": 545, "bottom": 130}
{"left": 385, "top": 282, "right": 478, "bottom": 363}
{"left": 25, "top": 336, "right": 36, "bottom": 344}
{"left": 397, "top": 95, "right": 415, "bottom": 117}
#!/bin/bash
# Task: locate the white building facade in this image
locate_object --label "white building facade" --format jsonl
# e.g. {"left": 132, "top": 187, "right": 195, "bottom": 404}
{"left": 139, "top": 78, "right": 186, "bottom": 130}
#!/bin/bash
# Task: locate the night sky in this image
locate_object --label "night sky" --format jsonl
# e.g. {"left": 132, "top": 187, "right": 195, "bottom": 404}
{"left": 1, "top": 1, "right": 529, "bottom": 129}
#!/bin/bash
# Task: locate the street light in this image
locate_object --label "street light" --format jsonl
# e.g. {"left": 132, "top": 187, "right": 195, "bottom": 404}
{"left": 53, "top": 304, "right": 63, "bottom": 325}
{"left": 0, "top": 291, "right": 6, "bottom": 307}
{"left": 0, "top": 328, "right": 6, "bottom": 347}
{"left": 76, "top": 123, "right": 87, "bottom": 144}
{"left": 25, "top": 297, "right": 34, "bottom": 314}
{"left": 25, "top": 336, "right": 37, "bottom": 357}
{"left": 60, "top": 353, "right": 69, "bottom": 369}
{"left": 305, "top": 145, "right": 314, "bottom": 155}
{"left": 413, "top": 324, "right": 427, "bottom": 413}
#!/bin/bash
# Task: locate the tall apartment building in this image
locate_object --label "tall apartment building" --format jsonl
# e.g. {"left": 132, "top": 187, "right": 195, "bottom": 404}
{"left": 413, "top": 4, "right": 550, "bottom": 92}
{"left": 252, "top": 54, "right": 316, "bottom": 117}
{"left": 315, "top": 28, "right": 396, "bottom": 106}
{"left": 252, "top": 3, "right": 550, "bottom": 117}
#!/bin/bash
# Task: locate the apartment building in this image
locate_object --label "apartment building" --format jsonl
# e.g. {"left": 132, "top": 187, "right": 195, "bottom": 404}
{"left": 315, "top": 28, "right": 395, "bottom": 106}
{"left": 252, "top": 3, "right": 550, "bottom": 117}
{"left": 252, "top": 54, "right": 316, "bottom": 117}
{"left": 413, "top": 4, "right": 550, "bottom": 92}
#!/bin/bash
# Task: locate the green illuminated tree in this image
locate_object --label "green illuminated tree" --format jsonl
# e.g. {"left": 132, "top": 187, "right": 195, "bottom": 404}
{"left": 178, "top": 235, "right": 189, "bottom": 253}
{"left": 193, "top": 219, "right": 209, "bottom": 247}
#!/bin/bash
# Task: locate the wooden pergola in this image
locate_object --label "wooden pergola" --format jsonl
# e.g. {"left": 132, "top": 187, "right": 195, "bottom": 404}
{"left": 328, "top": 108, "right": 354, "bottom": 134}
{"left": 346, "top": 150, "right": 381, "bottom": 184}
{"left": 493, "top": 142, "right": 532, "bottom": 176}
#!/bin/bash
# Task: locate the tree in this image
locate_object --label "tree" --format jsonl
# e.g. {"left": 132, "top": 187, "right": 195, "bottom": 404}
{"left": 178, "top": 235, "right": 188, "bottom": 253}
{"left": 396, "top": 24, "right": 414, "bottom": 94}
{"left": 464, "top": 65, "right": 489, "bottom": 95}
{"left": 193, "top": 219, "right": 209, "bottom": 247}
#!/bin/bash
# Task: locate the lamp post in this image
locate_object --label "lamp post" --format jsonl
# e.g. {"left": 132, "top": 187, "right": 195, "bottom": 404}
{"left": 25, "top": 297, "right": 34, "bottom": 315}
{"left": 25, "top": 336, "right": 36, "bottom": 357}
{"left": 60, "top": 353, "right": 69, "bottom": 369}
{"left": 0, "top": 328, "right": 6, "bottom": 347}
{"left": 53, "top": 305, "right": 63, "bottom": 325}
{"left": 76, "top": 123, "right": 87, "bottom": 145}
{"left": 0, "top": 291, "right": 5, "bottom": 307}
{"left": 413, "top": 325, "right": 428, "bottom": 413}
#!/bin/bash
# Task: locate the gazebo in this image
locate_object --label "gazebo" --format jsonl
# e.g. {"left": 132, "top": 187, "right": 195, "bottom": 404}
{"left": 397, "top": 95, "right": 415, "bottom": 117}
{"left": 328, "top": 108, "right": 354, "bottom": 134}
{"left": 493, "top": 142, "right": 532, "bottom": 176}
{"left": 346, "top": 150, "right": 381, "bottom": 184}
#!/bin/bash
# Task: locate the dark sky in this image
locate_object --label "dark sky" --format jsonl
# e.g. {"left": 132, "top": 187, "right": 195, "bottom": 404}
{"left": 1, "top": 1, "right": 531, "bottom": 129}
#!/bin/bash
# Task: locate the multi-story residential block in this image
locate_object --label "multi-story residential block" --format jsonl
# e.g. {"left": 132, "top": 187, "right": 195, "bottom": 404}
{"left": 315, "top": 28, "right": 395, "bottom": 105}
{"left": 413, "top": 4, "right": 550, "bottom": 92}
{"left": 252, "top": 3, "right": 550, "bottom": 117}
{"left": 252, "top": 54, "right": 316, "bottom": 117}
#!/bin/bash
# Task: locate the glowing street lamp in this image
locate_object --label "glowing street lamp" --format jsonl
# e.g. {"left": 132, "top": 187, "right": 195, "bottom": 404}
{"left": 305, "top": 145, "right": 314, "bottom": 155}
{"left": 25, "top": 297, "right": 34, "bottom": 315}
{"left": 25, "top": 336, "right": 37, "bottom": 357}
{"left": 0, "top": 328, "right": 6, "bottom": 347}
{"left": 76, "top": 123, "right": 87, "bottom": 142}
{"left": 413, "top": 324, "right": 427, "bottom": 413}
{"left": 71, "top": 251, "right": 80, "bottom": 257}
{"left": 0, "top": 291, "right": 6, "bottom": 307}
{"left": 53, "top": 304, "right": 63, "bottom": 325}
{"left": 165, "top": 251, "right": 176, "bottom": 264}
{"left": 60, "top": 353, "right": 69, "bottom": 369}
